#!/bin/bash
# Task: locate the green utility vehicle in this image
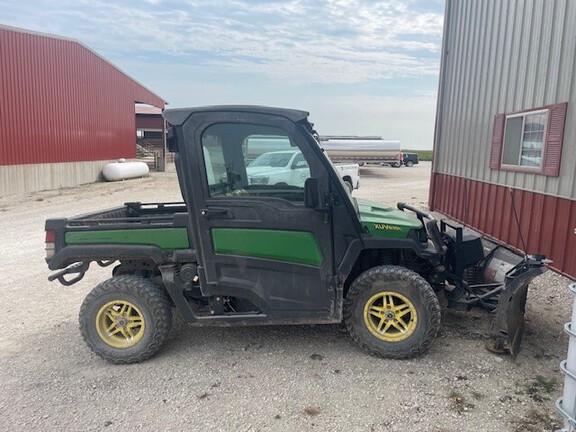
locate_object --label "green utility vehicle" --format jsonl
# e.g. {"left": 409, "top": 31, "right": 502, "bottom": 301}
{"left": 45, "top": 106, "right": 547, "bottom": 364}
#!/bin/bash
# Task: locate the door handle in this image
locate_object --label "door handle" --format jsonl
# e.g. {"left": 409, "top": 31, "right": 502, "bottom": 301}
{"left": 200, "top": 208, "right": 232, "bottom": 219}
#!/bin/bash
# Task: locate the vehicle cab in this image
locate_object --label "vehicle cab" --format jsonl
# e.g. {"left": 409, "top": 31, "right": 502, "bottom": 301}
{"left": 164, "top": 106, "right": 436, "bottom": 316}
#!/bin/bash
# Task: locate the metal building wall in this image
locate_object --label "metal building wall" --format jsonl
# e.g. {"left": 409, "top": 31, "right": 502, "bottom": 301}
{"left": 430, "top": 0, "right": 576, "bottom": 279}
{"left": 0, "top": 26, "right": 165, "bottom": 166}
{"left": 431, "top": 173, "right": 576, "bottom": 279}
{"left": 432, "top": 0, "right": 576, "bottom": 198}
{"left": 136, "top": 115, "right": 165, "bottom": 131}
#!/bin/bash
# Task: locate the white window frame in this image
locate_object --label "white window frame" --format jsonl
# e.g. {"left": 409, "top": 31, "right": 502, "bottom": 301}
{"left": 501, "top": 108, "right": 548, "bottom": 171}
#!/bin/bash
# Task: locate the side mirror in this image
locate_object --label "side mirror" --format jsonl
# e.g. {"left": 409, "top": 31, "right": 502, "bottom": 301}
{"left": 304, "top": 178, "right": 320, "bottom": 208}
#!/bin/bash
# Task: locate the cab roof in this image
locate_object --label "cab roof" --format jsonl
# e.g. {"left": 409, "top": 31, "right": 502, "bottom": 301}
{"left": 163, "top": 105, "right": 310, "bottom": 126}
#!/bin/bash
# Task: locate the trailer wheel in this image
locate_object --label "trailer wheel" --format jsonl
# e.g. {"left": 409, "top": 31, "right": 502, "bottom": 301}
{"left": 344, "top": 265, "right": 440, "bottom": 359}
{"left": 79, "top": 275, "right": 172, "bottom": 364}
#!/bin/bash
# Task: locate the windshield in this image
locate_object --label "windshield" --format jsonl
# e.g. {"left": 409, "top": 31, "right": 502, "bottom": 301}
{"left": 249, "top": 152, "right": 293, "bottom": 168}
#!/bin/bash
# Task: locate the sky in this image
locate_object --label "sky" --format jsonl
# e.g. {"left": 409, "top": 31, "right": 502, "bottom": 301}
{"left": 0, "top": 0, "right": 445, "bottom": 149}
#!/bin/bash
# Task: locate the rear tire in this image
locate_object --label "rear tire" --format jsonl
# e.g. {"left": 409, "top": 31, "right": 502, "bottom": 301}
{"left": 79, "top": 275, "right": 172, "bottom": 364}
{"left": 344, "top": 265, "right": 440, "bottom": 359}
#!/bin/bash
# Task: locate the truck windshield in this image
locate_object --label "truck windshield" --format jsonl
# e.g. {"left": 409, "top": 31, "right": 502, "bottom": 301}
{"left": 302, "top": 127, "right": 358, "bottom": 211}
{"left": 249, "top": 152, "right": 293, "bottom": 168}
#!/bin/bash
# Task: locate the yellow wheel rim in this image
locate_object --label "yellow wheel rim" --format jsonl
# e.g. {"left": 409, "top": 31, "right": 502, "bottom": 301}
{"left": 363, "top": 291, "right": 417, "bottom": 342}
{"left": 95, "top": 300, "right": 145, "bottom": 349}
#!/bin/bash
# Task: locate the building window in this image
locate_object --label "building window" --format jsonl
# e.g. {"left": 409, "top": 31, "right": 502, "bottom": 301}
{"left": 490, "top": 102, "right": 568, "bottom": 177}
{"left": 501, "top": 110, "right": 547, "bottom": 168}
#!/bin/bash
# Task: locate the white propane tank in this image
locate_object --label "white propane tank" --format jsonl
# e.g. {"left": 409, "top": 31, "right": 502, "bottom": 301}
{"left": 102, "top": 159, "right": 149, "bottom": 182}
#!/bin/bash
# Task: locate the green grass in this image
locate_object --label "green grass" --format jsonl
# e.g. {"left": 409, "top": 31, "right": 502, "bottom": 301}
{"left": 403, "top": 150, "right": 433, "bottom": 161}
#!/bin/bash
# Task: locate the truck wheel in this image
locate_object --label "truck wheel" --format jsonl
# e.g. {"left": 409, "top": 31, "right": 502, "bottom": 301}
{"left": 405, "top": 161, "right": 413, "bottom": 167}
{"left": 344, "top": 265, "right": 440, "bottom": 359}
{"left": 79, "top": 275, "right": 172, "bottom": 364}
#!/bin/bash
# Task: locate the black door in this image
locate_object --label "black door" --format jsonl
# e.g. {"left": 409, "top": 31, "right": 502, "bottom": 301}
{"left": 180, "top": 112, "right": 336, "bottom": 319}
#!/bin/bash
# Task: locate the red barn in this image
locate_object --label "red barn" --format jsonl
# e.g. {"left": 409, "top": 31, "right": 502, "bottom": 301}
{"left": 0, "top": 25, "right": 166, "bottom": 196}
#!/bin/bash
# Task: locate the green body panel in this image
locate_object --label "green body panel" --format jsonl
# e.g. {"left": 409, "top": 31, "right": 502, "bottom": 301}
{"left": 357, "top": 199, "right": 422, "bottom": 238}
{"left": 65, "top": 228, "right": 190, "bottom": 249}
{"left": 211, "top": 228, "right": 324, "bottom": 266}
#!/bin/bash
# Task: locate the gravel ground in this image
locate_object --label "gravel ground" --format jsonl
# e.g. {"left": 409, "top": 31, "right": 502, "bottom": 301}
{"left": 0, "top": 161, "right": 572, "bottom": 431}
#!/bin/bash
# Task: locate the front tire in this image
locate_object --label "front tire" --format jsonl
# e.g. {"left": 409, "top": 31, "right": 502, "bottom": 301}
{"left": 344, "top": 266, "right": 440, "bottom": 359}
{"left": 79, "top": 275, "right": 172, "bottom": 364}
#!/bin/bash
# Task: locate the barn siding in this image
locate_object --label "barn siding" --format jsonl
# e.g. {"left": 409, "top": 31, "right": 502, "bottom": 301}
{"left": 432, "top": 174, "right": 576, "bottom": 279}
{"left": 136, "top": 115, "right": 165, "bottom": 131}
{"left": 0, "top": 26, "right": 165, "bottom": 167}
{"left": 431, "top": 0, "right": 576, "bottom": 279}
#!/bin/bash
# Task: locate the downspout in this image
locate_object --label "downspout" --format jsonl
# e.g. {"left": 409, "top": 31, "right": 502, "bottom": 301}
{"left": 429, "top": 0, "right": 452, "bottom": 211}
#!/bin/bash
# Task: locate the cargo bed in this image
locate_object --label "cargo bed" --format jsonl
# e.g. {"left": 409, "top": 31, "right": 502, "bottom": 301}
{"left": 64, "top": 202, "right": 188, "bottom": 226}
{"left": 45, "top": 202, "right": 193, "bottom": 271}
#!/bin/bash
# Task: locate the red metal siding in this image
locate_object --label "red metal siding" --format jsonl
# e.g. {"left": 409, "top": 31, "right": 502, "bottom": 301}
{"left": 135, "top": 115, "right": 165, "bottom": 130}
{"left": 430, "top": 173, "right": 576, "bottom": 280}
{"left": 0, "top": 27, "right": 165, "bottom": 166}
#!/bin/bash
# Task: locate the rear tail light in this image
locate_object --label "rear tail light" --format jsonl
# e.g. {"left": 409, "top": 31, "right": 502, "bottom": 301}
{"left": 45, "top": 230, "right": 56, "bottom": 259}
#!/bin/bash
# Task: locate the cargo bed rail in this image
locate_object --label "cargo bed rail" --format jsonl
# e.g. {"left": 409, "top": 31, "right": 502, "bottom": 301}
{"left": 57, "top": 202, "right": 189, "bottom": 228}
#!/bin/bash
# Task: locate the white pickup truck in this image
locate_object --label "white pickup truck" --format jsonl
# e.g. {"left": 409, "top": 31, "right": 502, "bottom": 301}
{"left": 246, "top": 150, "right": 360, "bottom": 191}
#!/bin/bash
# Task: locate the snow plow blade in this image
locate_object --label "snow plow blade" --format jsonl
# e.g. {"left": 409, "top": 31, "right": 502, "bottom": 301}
{"left": 486, "top": 257, "right": 547, "bottom": 357}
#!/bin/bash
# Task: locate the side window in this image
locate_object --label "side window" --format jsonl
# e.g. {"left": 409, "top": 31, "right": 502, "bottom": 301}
{"left": 292, "top": 152, "right": 308, "bottom": 168}
{"left": 201, "top": 123, "right": 310, "bottom": 201}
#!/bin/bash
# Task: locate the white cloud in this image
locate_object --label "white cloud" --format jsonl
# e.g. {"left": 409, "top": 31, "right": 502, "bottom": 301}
{"left": 0, "top": 0, "right": 444, "bottom": 147}
{"left": 0, "top": 0, "right": 443, "bottom": 85}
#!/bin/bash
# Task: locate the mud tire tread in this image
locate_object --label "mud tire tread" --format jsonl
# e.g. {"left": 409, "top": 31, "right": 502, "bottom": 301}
{"left": 79, "top": 275, "right": 172, "bottom": 364}
{"left": 343, "top": 265, "right": 440, "bottom": 359}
